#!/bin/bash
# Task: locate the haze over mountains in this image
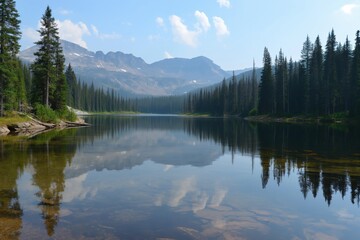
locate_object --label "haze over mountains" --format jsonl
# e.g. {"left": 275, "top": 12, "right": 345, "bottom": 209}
{"left": 20, "top": 40, "right": 231, "bottom": 96}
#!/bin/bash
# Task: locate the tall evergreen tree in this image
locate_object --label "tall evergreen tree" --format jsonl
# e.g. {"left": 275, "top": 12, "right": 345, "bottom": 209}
{"left": 258, "top": 47, "right": 274, "bottom": 114}
{"left": 300, "top": 36, "right": 313, "bottom": 113}
{"left": 52, "top": 41, "right": 67, "bottom": 111}
{"left": 309, "top": 36, "right": 323, "bottom": 115}
{"left": 351, "top": 30, "right": 360, "bottom": 116}
{"left": 340, "top": 37, "right": 352, "bottom": 113}
{"left": 0, "top": 0, "right": 21, "bottom": 116}
{"left": 31, "top": 6, "right": 61, "bottom": 108}
{"left": 65, "top": 64, "right": 77, "bottom": 107}
{"left": 275, "top": 49, "right": 288, "bottom": 115}
{"left": 250, "top": 60, "right": 258, "bottom": 111}
{"left": 323, "top": 29, "right": 337, "bottom": 114}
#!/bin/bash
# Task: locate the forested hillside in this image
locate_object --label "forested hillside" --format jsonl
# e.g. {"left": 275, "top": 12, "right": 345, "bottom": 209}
{"left": 185, "top": 29, "right": 360, "bottom": 119}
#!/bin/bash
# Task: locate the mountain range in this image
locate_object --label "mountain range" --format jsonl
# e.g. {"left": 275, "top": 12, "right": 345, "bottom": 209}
{"left": 19, "top": 40, "right": 231, "bottom": 96}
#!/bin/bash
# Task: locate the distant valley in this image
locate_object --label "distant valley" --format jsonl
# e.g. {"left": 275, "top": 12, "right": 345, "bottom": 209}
{"left": 20, "top": 40, "right": 231, "bottom": 97}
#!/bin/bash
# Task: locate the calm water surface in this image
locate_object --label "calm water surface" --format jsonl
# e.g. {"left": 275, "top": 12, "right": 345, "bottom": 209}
{"left": 1, "top": 115, "right": 360, "bottom": 239}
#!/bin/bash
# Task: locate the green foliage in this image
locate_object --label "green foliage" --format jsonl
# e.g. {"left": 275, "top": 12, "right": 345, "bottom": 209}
{"left": 31, "top": 6, "right": 67, "bottom": 111}
{"left": 57, "top": 108, "right": 77, "bottom": 122}
{"left": 34, "top": 104, "right": 58, "bottom": 123}
{"left": 184, "top": 29, "right": 360, "bottom": 120}
{"left": 330, "top": 112, "right": 349, "bottom": 120}
{"left": 258, "top": 47, "right": 274, "bottom": 114}
{"left": 249, "top": 108, "right": 257, "bottom": 116}
{"left": 0, "top": 0, "right": 22, "bottom": 116}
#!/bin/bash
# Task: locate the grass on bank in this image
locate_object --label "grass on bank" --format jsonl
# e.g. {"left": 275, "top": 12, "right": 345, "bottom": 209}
{"left": 0, "top": 104, "right": 78, "bottom": 127}
{"left": 0, "top": 112, "right": 30, "bottom": 127}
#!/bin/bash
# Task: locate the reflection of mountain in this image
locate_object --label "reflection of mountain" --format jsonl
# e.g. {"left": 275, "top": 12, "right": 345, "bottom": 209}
{"left": 1, "top": 115, "right": 360, "bottom": 240}
{"left": 61, "top": 115, "right": 360, "bottom": 207}
{"left": 65, "top": 116, "right": 224, "bottom": 178}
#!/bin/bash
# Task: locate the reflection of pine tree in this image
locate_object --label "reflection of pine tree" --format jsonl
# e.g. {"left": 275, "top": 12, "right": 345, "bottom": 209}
{"left": 321, "top": 172, "right": 335, "bottom": 206}
{"left": 350, "top": 174, "right": 360, "bottom": 205}
{"left": 298, "top": 165, "right": 311, "bottom": 199}
{"left": 30, "top": 130, "right": 77, "bottom": 236}
{"left": 0, "top": 139, "right": 27, "bottom": 239}
{"left": 260, "top": 150, "right": 271, "bottom": 189}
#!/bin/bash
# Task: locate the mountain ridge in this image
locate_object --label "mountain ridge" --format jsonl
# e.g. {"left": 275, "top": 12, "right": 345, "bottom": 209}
{"left": 19, "top": 40, "right": 231, "bottom": 96}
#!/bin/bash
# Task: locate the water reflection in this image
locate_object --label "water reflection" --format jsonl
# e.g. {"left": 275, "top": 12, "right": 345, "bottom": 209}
{"left": 0, "top": 115, "right": 359, "bottom": 239}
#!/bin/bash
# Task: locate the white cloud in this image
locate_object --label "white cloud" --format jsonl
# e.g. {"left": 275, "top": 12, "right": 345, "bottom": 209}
{"left": 169, "top": 15, "right": 200, "bottom": 47}
{"left": 148, "top": 34, "right": 160, "bottom": 41}
{"left": 59, "top": 8, "right": 72, "bottom": 15}
{"left": 213, "top": 16, "right": 230, "bottom": 37}
{"left": 195, "top": 11, "right": 211, "bottom": 32}
{"left": 340, "top": 4, "right": 359, "bottom": 15}
{"left": 91, "top": 24, "right": 122, "bottom": 40}
{"left": 164, "top": 51, "right": 174, "bottom": 59}
{"left": 56, "top": 19, "right": 90, "bottom": 48}
{"left": 156, "top": 17, "right": 165, "bottom": 27}
{"left": 91, "top": 24, "right": 99, "bottom": 36}
{"left": 217, "top": 0, "right": 231, "bottom": 8}
{"left": 23, "top": 27, "right": 40, "bottom": 42}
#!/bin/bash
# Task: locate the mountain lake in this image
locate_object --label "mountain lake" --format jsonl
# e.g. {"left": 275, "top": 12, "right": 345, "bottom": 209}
{"left": 1, "top": 114, "right": 360, "bottom": 240}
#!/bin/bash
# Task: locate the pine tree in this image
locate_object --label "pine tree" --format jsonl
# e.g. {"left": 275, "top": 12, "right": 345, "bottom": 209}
{"left": 15, "top": 59, "right": 27, "bottom": 112}
{"left": 0, "top": 0, "right": 21, "bottom": 116}
{"left": 258, "top": 47, "right": 274, "bottom": 114}
{"left": 351, "top": 30, "right": 360, "bottom": 116}
{"left": 250, "top": 60, "right": 258, "bottom": 111}
{"left": 340, "top": 37, "right": 352, "bottom": 113}
{"left": 323, "top": 30, "right": 337, "bottom": 114}
{"left": 31, "top": 6, "right": 60, "bottom": 108}
{"left": 300, "top": 36, "right": 313, "bottom": 113}
{"left": 65, "top": 64, "right": 77, "bottom": 107}
{"left": 309, "top": 36, "right": 323, "bottom": 115}
{"left": 275, "top": 49, "right": 288, "bottom": 115}
{"left": 52, "top": 42, "right": 67, "bottom": 111}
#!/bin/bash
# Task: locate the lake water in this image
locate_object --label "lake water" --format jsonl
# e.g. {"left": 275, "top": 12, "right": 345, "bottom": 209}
{"left": 1, "top": 115, "right": 360, "bottom": 239}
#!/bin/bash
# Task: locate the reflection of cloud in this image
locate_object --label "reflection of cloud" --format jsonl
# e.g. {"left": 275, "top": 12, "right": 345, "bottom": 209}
{"left": 154, "top": 195, "right": 163, "bottom": 206}
{"left": 63, "top": 174, "right": 97, "bottom": 202}
{"left": 168, "top": 177, "right": 196, "bottom": 207}
{"left": 336, "top": 209, "right": 355, "bottom": 220}
{"left": 310, "top": 219, "right": 347, "bottom": 231}
{"left": 209, "top": 187, "right": 227, "bottom": 208}
{"left": 192, "top": 192, "right": 209, "bottom": 213}
{"left": 212, "top": 218, "right": 227, "bottom": 229}
{"left": 303, "top": 229, "right": 339, "bottom": 240}
{"left": 163, "top": 165, "right": 174, "bottom": 172}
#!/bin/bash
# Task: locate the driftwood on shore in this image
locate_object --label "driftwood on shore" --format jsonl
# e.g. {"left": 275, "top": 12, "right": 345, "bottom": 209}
{"left": 0, "top": 115, "right": 90, "bottom": 137}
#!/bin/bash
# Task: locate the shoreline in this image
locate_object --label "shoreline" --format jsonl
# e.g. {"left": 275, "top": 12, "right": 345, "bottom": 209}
{"left": 0, "top": 114, "right": 90, "bottom": 137}
{"left": 243, "top": 115, "right": 355, "bottom": 125}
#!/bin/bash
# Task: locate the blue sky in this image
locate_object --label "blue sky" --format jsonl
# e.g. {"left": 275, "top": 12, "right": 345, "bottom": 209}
{"left": 17, "top": 0, "right": 360, "bottom": 70}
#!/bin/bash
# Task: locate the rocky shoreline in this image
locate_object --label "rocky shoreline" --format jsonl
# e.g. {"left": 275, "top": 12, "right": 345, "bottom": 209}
{"left": 0, "top": 115, "right": 90, "bottom": 137}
